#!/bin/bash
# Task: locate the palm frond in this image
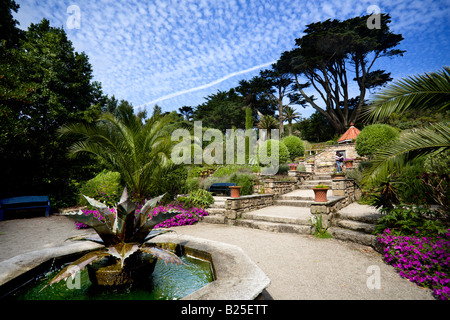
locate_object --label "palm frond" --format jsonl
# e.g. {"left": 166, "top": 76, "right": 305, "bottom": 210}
{"left": 363, "top": 66, "right": 450, "bottom": 122}
{"left": 362, "top": 122, "right": 450, "bottom": 186}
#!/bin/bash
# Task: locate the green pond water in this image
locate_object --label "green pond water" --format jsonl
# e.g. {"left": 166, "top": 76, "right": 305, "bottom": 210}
{"left": 10, "top": 255, "right": 213, "bottom": 300}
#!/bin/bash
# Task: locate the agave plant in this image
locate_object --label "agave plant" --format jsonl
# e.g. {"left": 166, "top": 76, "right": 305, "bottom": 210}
{"left": 43, "top": 188, "right": 183, "bottom": 290}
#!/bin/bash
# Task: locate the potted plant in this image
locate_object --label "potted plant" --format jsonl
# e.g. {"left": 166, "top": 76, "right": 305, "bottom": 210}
{"left": 288, "top": 163, "right": 298, "bottom": 171}
{"left": 344, "top": 158, "right": 354, "bottom": 168}
{"left": 331, "top": 169, "right": 346, "bottom": 180}
{"left": 312, "top": 184, "right": 329, "bottom": 202}
{"left": 229, "top": 185, "right": 242, "bottom": 198}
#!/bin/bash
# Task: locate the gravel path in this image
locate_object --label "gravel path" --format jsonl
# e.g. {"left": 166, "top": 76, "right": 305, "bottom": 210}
{"left": 0, "top": 215, "right": 435, "bottom": 300}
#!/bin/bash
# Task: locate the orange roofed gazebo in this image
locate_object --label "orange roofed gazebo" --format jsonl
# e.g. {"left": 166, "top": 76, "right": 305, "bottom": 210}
{"left": 337, "top": 123, "right": 361, "bottom": 144}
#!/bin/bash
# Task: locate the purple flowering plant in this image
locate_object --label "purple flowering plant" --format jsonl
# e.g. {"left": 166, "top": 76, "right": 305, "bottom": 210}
{"left": 377, "top": 228, "right": 450, "bottom": 300}
{"left": 75, "top": 201, "right": 209, "bottom": 230}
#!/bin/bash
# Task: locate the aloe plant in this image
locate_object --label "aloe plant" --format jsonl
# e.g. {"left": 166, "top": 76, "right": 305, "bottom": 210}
{"left": 43, "top": 188, "right": 183, "bottom": 290}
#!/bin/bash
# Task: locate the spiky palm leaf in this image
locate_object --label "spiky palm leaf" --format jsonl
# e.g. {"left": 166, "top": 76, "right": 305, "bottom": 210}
{"left": 362, "top": 123, "right": 450, "bottom": 186}
{"left": 363, "top": 66, "right": 450, "bottom": 122}
{"left": 362, "top": 67, "right": 450, "bottom": 187}
{"left": 59, "top": 110, "right": 174, "bottom": 200}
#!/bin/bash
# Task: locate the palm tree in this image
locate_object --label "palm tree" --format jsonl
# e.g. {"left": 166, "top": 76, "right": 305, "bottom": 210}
{"left": 257, "top": 114, "right": 279, "bottom": 139}
{"left": 59, "top": 107, "right": 174, "bottom": 201}
{"left": 283, "top": 106, "right": 301, "bottom": 135}
{"left": 362, "top": 67, "right": 450, "bottom": 186}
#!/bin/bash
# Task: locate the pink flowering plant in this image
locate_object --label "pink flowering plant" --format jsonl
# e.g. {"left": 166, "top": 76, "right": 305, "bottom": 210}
{"left": 76, "top": 201, "right": 208, "bottom": 230}
{"left": 377, "top": 228, "right": 449, "bottom": 300}
{"left": 375, "top": 206, "right": 450, "bottom": 300}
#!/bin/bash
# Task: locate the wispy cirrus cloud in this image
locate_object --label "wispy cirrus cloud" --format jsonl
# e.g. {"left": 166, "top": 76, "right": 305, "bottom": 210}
{"left": 14, "top": 0, "right": 450, "bottom": 116}
{"left": 137, "top": 60, "right": 276, "bottom": 109}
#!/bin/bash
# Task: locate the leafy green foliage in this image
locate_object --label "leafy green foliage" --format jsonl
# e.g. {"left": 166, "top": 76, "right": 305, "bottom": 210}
{"left": 361, "top": 67, "right": 450, "bottom": 190}
{"left": 364, "top": 67, "right": 450, "bottom": 122}
{"left": 294, "top": 111, "right": 335, "bottom": 142}
{"left": 0, "top": 18, "right": 104, "bottom": 207}
{"left": 309, "top": 214, "right": 332, "bottom": 239}
{"left": 193, "top": 89, "right": 245, "bottom": 131}
{"left": 355, "top": 124, "right": 399, "bottom": 157}
{"left": 279, "top": 14, "right": 404, "bottom": 133}
{"left": 229, "top": 173, "right": 258, "bottom": 196}
{"left": 60, "top": 109, "right": 174, "bottom": 201}
{"left": 178, "top": 189, "right": 214, "bottom": 209}
{"left": 282, "top": 135, "right": 305, "bottom": 160}
{"left": 374, "top": 206, "right": 448, "bottom": 237}
{"left": 149, "top": 162, "right": 188, "bottom": 203}
{"left": 79, "top": 170, "right": 122, "bottom": 207}
{"left": 258, "top": 139, "right": 290, "bottom": 165}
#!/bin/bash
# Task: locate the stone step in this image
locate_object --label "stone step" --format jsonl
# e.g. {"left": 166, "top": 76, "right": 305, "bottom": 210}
{"left": 241, "top": 207, "right": 312, "bottom": 225}
{"left": 328, "top": 227, "right": 378, "bottom": 248}
{"left": 209, "top": 202, "right": 226, "bottom": 209}
{"left": 234, "top": 219, "right": 312, "bottom": 235}
{"left": 206, "top": 207, "right": 226, "bottom": 215}
{"left": 334, "top": 219, "right": 376, "bottom": 234}
{"left": 273, "top": 200, "right": 314, "bottom": 207}
{"left": 278, "top": 195, "right": 314, "bottom": 201}
{"left": 313, "top": 175, "right": 332, "bottom": 180}
{"left": 201, "top": 215, "right": 225, "bottom": 224}
{"left": 303, "top": 180, "right": 332, "bottom": 185}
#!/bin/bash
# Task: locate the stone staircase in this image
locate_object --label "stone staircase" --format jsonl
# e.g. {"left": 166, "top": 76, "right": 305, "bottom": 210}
{"left": 202, "top": 196, "right": 227, "bottom": 224}
{"left": 296, "top": 173, "right": 332, "bottom": 190}
{"left": 328, "top": 204, "right": 382, "bottom": 248}
{"left": 201, "top": 174, "right": 382, "bottom": 249}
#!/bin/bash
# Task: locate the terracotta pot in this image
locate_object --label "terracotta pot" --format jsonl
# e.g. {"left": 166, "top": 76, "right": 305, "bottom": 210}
{"left": 229, "top": 186, "right": 242, "bottom": 198}
{"left": 289, "top": 165, "right": 297, "bottom": 171}
{"left": 313, "top": 188, "right": 329, "bottom": 202}
{"left": 345, "top": 161, "right": 353, "bottom": 168}
{"left": 331, "top": 173, "right": 345, "bottom": 180}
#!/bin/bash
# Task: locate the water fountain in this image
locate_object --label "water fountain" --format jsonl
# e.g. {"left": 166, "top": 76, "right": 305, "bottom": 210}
{"left": 0, "top": 188, "right": 270, "bottom": 300}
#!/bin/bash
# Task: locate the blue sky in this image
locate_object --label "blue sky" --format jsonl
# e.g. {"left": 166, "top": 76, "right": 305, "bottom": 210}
{"left": 14, "top": 0, "right": 450, "bottom": 118}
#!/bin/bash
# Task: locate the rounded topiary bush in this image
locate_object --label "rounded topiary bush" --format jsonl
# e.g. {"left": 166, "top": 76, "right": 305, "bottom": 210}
{"left": 258, "top": 139, "right": 290, "bottom": 166}
{"left": 355, "top": 124, "right": 399, "bottom": 157}
{"left": 282, "top": 135, "right": 305, "bottom": 160}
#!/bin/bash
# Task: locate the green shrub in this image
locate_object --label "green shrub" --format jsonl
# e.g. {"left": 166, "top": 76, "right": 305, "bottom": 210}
{"left": 355, "top": 124, "right": 399, "bottom": 157}
{"left": 212, "top": 165, "right": 253, "bottom": 177}
{"left": 282, "top": 136, "right": 305, "bottom": 160}
{"left": 258, "top": 139, "right": 290, "bottom": 165}
{"left": 180, "top": 189, "right": 215, "bottom": 208}
{"left": 150, "top": 163, "right": 188, "bottom": 202}
{"left": 373, "top": 205, "right": 448, "bottom": 237}
{"left": 395, "top": 158, "right": 433, "bottom": 205}
{"left": 79, "top": 170, "right": 122, "bottom": 207}
{"left": 229, "top": 173, "right": 257, "bottom": 196}
{"left": 200, "top": 175, "right": 229, "bottom": 191}
{"left": 277, "top": 164, "right": 290, "bottom": 175}
{"left": 424, "top": 150, "right": 450, "bottom": 174}
{"left": 183, "top": 177, "right": 200, "bottom": 194}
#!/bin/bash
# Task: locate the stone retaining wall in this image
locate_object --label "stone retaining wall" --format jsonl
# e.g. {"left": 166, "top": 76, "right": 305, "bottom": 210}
{"left": 310, "top": 177, "right": 361, "bottom": 228}
{"left": 225, "top": 194, "right": 274, "bottom": 220}
{"left": 253, "top": 172, "right": 314, "bottom": 196}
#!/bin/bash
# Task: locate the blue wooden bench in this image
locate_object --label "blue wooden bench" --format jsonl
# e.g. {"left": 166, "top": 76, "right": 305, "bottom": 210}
{"left": 0, "top": 196, "right": 50, "bottom": 221}
{"left": 208, "top": 183, "right": 237, "bottom": 196}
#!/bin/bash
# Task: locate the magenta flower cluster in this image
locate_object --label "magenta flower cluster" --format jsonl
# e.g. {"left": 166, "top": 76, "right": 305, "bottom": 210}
{"left": 74, "top": 209, "right": 108, "bottom": 229}
{"left": 377, "top": 228, "right": 450, "bottom": 300}
{"left": 149, "top": 204, "right": 209, "bottom": 228}
{"left": 75, "top": 203, "right": 209, "bottom": 230}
